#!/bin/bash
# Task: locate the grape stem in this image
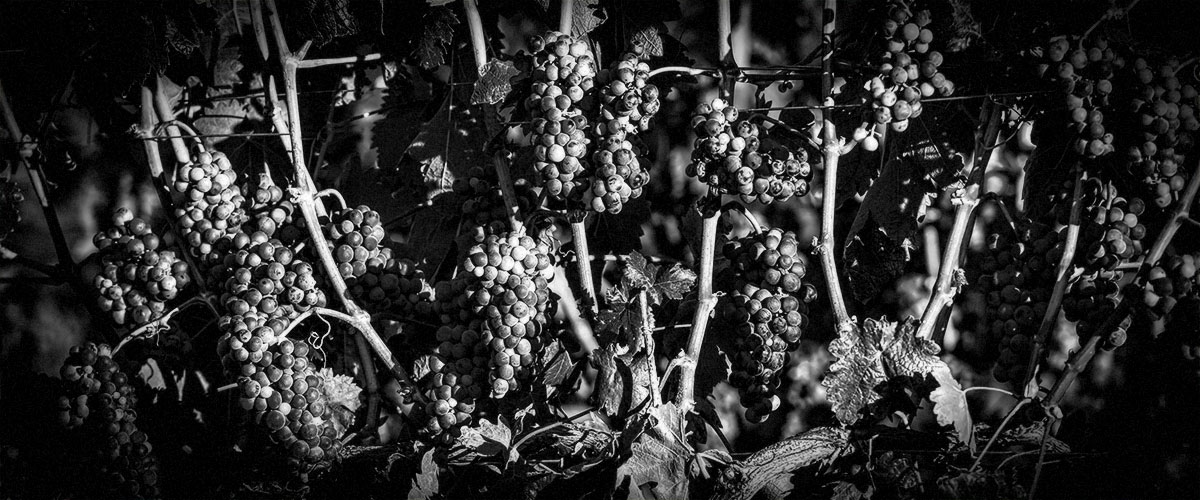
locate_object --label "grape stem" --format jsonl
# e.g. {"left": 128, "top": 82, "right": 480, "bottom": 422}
{"left": 1045, "top": 156, "right": 1200, "bottom": 407}
{"left": 816, "top": 0, "right": 852, "bottom": 329}
{"left": 463, "top": 0, "right": 488, "bottom": 72}
{"left": 493, "top": 153, "right": 522, "bottom": 230}
{"left": 0, "top": 78, "right": 75, "bottom": 272}
{"left": 674, "top": 0, "right": 735, "bottom": 414}
{"left": 638, "top": 290, "right": 661, "bottom": 407}
{"left": 969, "top": 398, "right": 1031, "bottom": 472}
{"left": 153, "top": 75, "right": 192, "bottom": 165}
{"left": 0, "top": 244, "right": 65, "bottom": 279}
{"left": 297, "top": 53, "right": 383, "bottom": 70}
{"left": 916, "top": 100, "right": 1001, "bottom": 341}
{"left": 568, "top": 213, "right": 600, "bottom": 318}
{"left": 559, "top": 0, "right": 573, "bottom": 35}
{"left": 114, "top": 295, "right": 219, "bottom": 354}
{"left": 316, "top": 189, "right": 348, "bottom": 211}
{"left": 249, "top": 0, "right": 293, "bottom": 157}
{"left": 722, "top": 200, "right": 764, "bottom": 235}
{"left": 264, "top": 0, "right": 418, "bottom": 407}
{"left": 1021, "top": 167, "right": 1087, "bottom": 389}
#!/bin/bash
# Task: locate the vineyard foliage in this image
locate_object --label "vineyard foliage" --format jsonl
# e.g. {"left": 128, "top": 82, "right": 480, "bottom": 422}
{"left": 2, "top": 0, "right": 1200, "bottom": 499}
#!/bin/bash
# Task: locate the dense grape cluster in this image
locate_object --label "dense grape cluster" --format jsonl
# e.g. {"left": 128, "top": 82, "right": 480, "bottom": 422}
{"left": 1123, "top": 57, "right": 1198, "bottom": 207}
{"left": 172, "top": 149, "right": 246, "bottom": 273}
{"left": 1062, "top": 271, "right": 1122, "bottom": 339}
{"left": 585, "top": 47, "right": 662, "bottom": 214}
{"left": 863, "top": 4, "right": 953, "bottom": 136}
{"left": 0, "top": 178, "right": 22, "bottom": 241}
{"left": 91, "top": 209, "right": 191, "bottom": 327}
{"left": 687, "top": 98, "right": 813, "bottom": 203}
{"left": 526, "top": 31, "right": 597, "bottom": 202}
{"left": 719, "top": 229, "right": 814, "bottom": 422}
{"left": 972, "top": 222, "right": 1064, "bottom": 383}
{"left": 241, "top": 172, "right": 305, "bottom": 244}
{"left": 56, "top": 343, "right": 160, "bottom": 498}
{"left": 419, "top": 226, "right": 556, "bottom": 438}
{"left": 1035, "top": 36, "right": 1120, "bottom": 158}
{"left": 1078, "top": 196, "right": 1146, "bottom": 271}
{"left": 318, "top": 205, "right": 434, "bottom": 317}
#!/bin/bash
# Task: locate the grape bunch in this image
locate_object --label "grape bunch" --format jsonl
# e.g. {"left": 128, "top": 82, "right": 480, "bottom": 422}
{"left": 1124, "top": 57, "right": 1197, "bottom": 207}
{"left": 1078, "top": 196, "right": 1146, "bottom": 271}
{"left": 719, "top": 228, "right": 814, "bottom": 422}
{"left": 862, "top": 4, "right": 953, "bottom": 136}
{"left": 1136, "top": 250, "right": 1200, "bottom": 334}
{"left": 322, "top": 205, "right": 433, "bottom": 316}
{"left": 90, "top": 208, "right": 192, "bottom": 327}
{"left": 972, "top": 222, "right": 1063, "bottom": 383}
{"left": 585, "top": 47, "right": 662, "bottom": 214}
{"left": 1062, "top": 271, "right": 1122, "bottom": 339}
{"left": 452, "top": 166, "right": 540, "bottom": 231}
{"left": 214, "top": 236, "right": 342, "bottom": 466}
{"left": 525, "top": 31, "right": 597, "bottom": 202}
{"left": 0, "top": 178, "right": 23, "bottom": 241}
{"left": 172, "top": 149, "right": 246, "bottom": 273}
{"left": 242, "top": 172, "right": 305, "bottom": 244}
{"left": 686, "top": 98, "right": 814, "bottom": 203}
{"left": 56, "top": 343, "right": 160, "bottom": 498}
{"left": 1035, "top": 37, "right": 1120, "bottom": 158}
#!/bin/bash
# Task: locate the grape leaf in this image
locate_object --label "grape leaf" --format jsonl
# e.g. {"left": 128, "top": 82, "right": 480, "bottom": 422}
{"left": 928, "top": 365, "right": 971, "bottom": 448}
{"left": 415, "top": 6, "right": 459, "bottom": 70}
{"left": 831, "top": 480, "right": 873, "bottom": 500}
{"left": 596, "top": 288, "right": 641, "bottom": 347}
{"left": 617, "top": 404, "right": 691, "bottom": 500}
{"left": 539, "top": 338, "right": 576, "bottom": 387}
{"left": 623, "top": 252, "right": 655, "bottom": 290}
{"left": 879, "top": 317, "right": 942, "bottom": 378}
{"left": 571, "top": 0, "right": 607, "bottom": 36}
{"left": 457, "top": 417, "right": 513, "bottom": 459}
{"left": 621, "top": 251, "right": 697, "bottom": 305}
{"left": 590, "top": 346, "right": 653, "bottom": 419}
{"left": 410, "top": 449, "right": 439, "bottom": 500}
{"left": 823, "top": 321, "right": 887, "bottom": 426}
{"left": 471, "top": 59, "right": 519, "bottom": 105}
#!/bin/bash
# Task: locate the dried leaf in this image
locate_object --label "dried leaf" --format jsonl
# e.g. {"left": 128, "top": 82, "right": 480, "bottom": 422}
{"left": 471, "top": 59, "right": 519, "bottom": 105}
{"left": 538, "top": 338, "right": 576, "bottom": 387}
{"left": 823, "top": 321, "right": 887, "bottom": 426}
{"left": 879, "top": 317, "right": 942, "bottom": 377}
{"left": 652, "top": 262, "right": 697, "bottom": 304}
{"left": 415, "top": 7, "right": 459, "bottom": 69}
{"left": 591, "top": 347, "right": 623, "bottom": 417}
{"left": 411, "top": 449, "right": 439, "bottom": 499}
{"left": 457, "top": 417, "right": 513, "bottom": 458}
{"left": 929, "top": 365, "right": 971, "bottom": 447}
{"left": 571, "top": 0, "right": 607, "bottom": 36}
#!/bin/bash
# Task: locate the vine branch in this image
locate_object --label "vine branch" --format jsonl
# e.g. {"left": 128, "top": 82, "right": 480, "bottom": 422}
{"left": 816, "top": 0, "right": 851, "bottom": 328}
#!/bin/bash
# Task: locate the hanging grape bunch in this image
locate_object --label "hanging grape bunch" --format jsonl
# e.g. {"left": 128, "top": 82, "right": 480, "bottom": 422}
{"left": 719, "top": 228, "right": 815, "bottom": 422}
{"left": 172, "top": 148, "right": 246, "bottom": 274}
{"left": 56, "top": 343, "right": 160, "bottom": 498}
{"left": 971, "top": 221, "right": 1063, "bottom": 383}
{"left": 1062, "top": 270, "right": 1122, "bottom": 340}
{"left": 322, "top": 205, "right": 433, "bottom": 317}
{"left": 585, "top": 45, "right": 662, "bottom": 214}
{"left": 242, "top": 172, "right": 305, "bottom": 244}
{"left": 1124, "top": 57, "right": 1197, "bottom": 207}
{"left": 452, "top": 166, "right": 540, "bottom": 231}
{"left": 0, "top": 178, "right": 22, "bottom": 241}
{"left": 525, "top": 31, "right": 597, "bottom": 203}
{"left": 1078, "top": 194, "right": 1146, "bottom": 271}
{"left": 1035, "top": 36, "right": 1120, "bottom": 158}
{"left": 90, "top": 208, "right": 192, "bottom": 327}
{"left": 1135, "top": 249, "right": 1200, "bottom": 336}
{"left": 861, "top": 3, "right": 951, "bottom": 139}
{"left": 687, "top": 98, "right": 813, "bottom": 203}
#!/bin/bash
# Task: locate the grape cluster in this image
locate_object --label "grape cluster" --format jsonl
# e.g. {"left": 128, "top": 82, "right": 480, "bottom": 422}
{"left": 1035, "top": 37, "right": 1120, "bottom": 158}
{"left": 1138, "top": 250, "right": 1200, "bottom": 330}
{"left": 972, "top": 222, "right": 1063, "bottom": 383}
{"left": 1079, "top": 196, "right": 1146, "bottom": 271}
{"left": 1062, "top": 271, "right": 1122, "bottom": 339}
{"left": 0, "top": 178, "right": 22, "bottom": 241}
{"left": 526, "top": 31, "right": 597, "bottom": 202}
{"left": 864, "top": 4, "right": 952, "bottom": 137}
{"left": 242, "top": 172, "right": 305, "bottom": 244}
{"left": 214, "top": 236, "right": 341, "bottom": 466}
{"left": 1124, "top": 58, "right": 1198, "bottom": 207}
{"left": 452, "top": 166, "right": 540, "bottom": 231}
{"left": 172, "top": 149, "right": 246, "bottom": 273}
{"left": 56, "top": 343, "right": 160, "bottom": 498}
{"left": 322, "top": 205, "right": 433, "bottom": 316}
{"left": 687, "top": 98, "right": 813, "bottom": 203}
{"left": 91, "top": 209, "right": 192, "bottom": 327}
{"left": 420, "top": 226, "right": 556, "bottom": 438}
{"left": 719, "top": 229, "right": 814, "bottom": 422}
{"left": 585, "top": 48, "right": 662, "bottom": 214}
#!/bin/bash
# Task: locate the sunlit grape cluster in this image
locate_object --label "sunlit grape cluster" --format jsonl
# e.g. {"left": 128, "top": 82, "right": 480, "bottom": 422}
{"left": 526, "top": 31, "right": 597, "bottom": 202}
{"left": 863, "top": 3, "right": 953, "bottom": 138}
{"left": 0, "top": 178, "right": 23, "bottom": 241}
{"left": 719, "top": 229, "right": 814, "bottom": 422}
{"left": 91, "top": 208, "right": 191, "bottom": 327}
{"left": 172, "top": 149, "right": 246, "bottom": 273}
{"left": 1124, "top": 57, "right": 1198, "bottom": 207}
{"left": 56, "top": 343, "right": 160, "bottom": 498}
{"left": 1035, "top": 36, "right": 1120, "bottom": 158}
{"left": 322, "top": 205, "right": 433, "bottom": 316}
{"left": 242, "top": 172, "right": 305, "bottom": 244}
{"left": 1078, "top": 195, "right": 1146, "bottom": 271}
{"left": 585, "top": 47, "right": 662, "bottom": 214}
{"left": 972, "top": 221, "right": 1064, "bottom": 383}
{"left": 687, "top": 98, "right": 813, "bottom": 203}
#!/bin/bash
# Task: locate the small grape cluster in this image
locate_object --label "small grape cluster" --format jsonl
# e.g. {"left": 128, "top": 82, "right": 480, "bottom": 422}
{"left": 687, "top": 98, "right": 813, "bottom": 203}
{"left": 0, "top": 178, "right": 23, "bottom": 241}
{"left": 1035, "top": 37, "right": 1120, "bottom": 158}
{"left": 452, "top": 166, "right": 540, "bottom": 231}
{"left": 1140, "top": 250, "right": 1200, "bottom": 326}
{"left": 91, "top": 209, "right": 191, "bottom": 327}
{"left": 1079, "top": 196, "right": 1146, "bottom": 271}
{"left": 1062, "top": 271, "right": 1122, "bottom": 340}
{"left": 421, "top": 226, "right": 556, "bottom": 438}
{"left": 214, "top": 236, "right": 341, "bottom": 466}
{"left": 585, "top": 48, "right": 662, "bottom": 214}
{"left": 526, "top": 31, "right": 597, "bottom": 202}
{"left": 242, "top": 172, "right": 305, "bottom": 244}
{"left": 864, "top": 4, "right": 952, "bottom": 136}
{"left": 1124, "top": 58, "right": 1197, "bottom": 207}
{"left": 719, "top": 229, "right": 814, "bottom": 422}
{"left": 973, "top": 222, "right": 1063, "bottom": 383}
{"left": 172, "top": 149, "right": 246, "bottom": 272}
{"left": 322, "top": 205, "right": 433, "bottom": 316}
{"left": 56, "top": 343, "right": 160, "bottom": 498}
